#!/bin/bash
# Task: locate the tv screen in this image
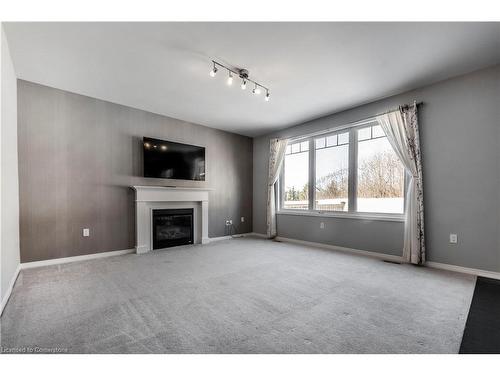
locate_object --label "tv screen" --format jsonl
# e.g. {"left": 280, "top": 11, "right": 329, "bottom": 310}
{"left": 143, "top": 137, "right": 205, "bottom": 181}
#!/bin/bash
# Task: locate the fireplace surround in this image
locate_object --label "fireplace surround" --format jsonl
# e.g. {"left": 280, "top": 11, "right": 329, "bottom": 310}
{"left": 131, "top": 186, "right": 211, "bottom": 254}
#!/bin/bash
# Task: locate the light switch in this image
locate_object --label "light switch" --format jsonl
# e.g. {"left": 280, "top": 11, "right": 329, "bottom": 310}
{"left": 320, "top": 222, "right": 325, "bottom": 229}
{"left": 449, "top": 233, "right": 457, "bottom": 244}
{"left": 83, "top": 228, "right": 90, "bottom": 237}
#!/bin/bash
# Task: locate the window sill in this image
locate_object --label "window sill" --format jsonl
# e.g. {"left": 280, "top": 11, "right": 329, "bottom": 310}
{"left": 276, "top": 210, "right": 405, "bottom": 222}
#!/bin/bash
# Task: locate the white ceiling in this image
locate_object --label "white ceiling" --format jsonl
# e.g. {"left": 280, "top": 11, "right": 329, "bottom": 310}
{"left": 4, "top": 22, "right": 500, "bottom": 137}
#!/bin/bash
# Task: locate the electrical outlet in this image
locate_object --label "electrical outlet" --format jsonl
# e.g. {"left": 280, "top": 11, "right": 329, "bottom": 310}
{"left": 83, "top": 228, "right": 90, "bottom": 237}
{"left": 241, "top": 216, "right": 245, "bottom": 223}
{"left": 449, "top": 233, "right": 458, "bottom": 244}
{"left": 320, "top": 222, "right": 325, "bottom": 229}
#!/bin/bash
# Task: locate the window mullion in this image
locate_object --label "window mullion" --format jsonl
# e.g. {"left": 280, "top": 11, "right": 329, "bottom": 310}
{"left": 348, "top": 128, "right": 358, "bottom": 212}
{"left": 308, "top": 138, "right": 315, "bottom": 211}
{"left": 279, "top": 165, "right": 284, "bottom": 211}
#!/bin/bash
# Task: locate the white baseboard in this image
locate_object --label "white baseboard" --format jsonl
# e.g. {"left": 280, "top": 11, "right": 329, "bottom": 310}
{"left": 426, "top": 261, "right": 500, "bottom": 280}
{"left": 275, "top": 236, "right": 403, "bottom": 263}
{"left": 207, "top": 232, "right": 268, "bottom": 242}
{"left": 0, "top": 263, "right": 21, "bottom": 316}
{"left": 208, "top": 232, "right": 254, "bottom": 242}
{"left": 21, "top": 248, "right": 135, "bottom": 270}
{"left": 246, "top": 232, "right": 269, "bottom": 239}
{"left": 208, "top": 235, "right": 234, "bottom": 242}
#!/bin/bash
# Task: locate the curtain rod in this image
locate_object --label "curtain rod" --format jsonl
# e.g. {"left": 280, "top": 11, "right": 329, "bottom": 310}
{"left": 284, "top": 101, "right": 423, "bottom": 142}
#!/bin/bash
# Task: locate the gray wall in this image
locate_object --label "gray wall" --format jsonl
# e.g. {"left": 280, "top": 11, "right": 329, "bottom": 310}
{"left": 1, "top": 27, "right": 20, "bottom": 307}
{"left": 253, "top": 65, "right": 500, "bottom": 272}
{"left": 18, "top": 80, "right": 253, "bottom": 263}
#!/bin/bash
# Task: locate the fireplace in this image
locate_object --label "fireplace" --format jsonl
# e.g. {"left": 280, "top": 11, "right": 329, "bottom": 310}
{"left": 132, "top": 186, "right": 209, "bottom": 254}
{"left": 152, "top": 208, "right": 194, "bottom": 249}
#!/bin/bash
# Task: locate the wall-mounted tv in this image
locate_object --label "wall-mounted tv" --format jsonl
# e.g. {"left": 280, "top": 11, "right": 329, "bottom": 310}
{"left": 143, "top": 137, "right": 205, "bottom": 181}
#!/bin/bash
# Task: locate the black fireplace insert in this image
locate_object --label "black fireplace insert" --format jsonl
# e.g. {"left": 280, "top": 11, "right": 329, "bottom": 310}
{"left": 152, "top": 208, "right": 194, "bottom": 249}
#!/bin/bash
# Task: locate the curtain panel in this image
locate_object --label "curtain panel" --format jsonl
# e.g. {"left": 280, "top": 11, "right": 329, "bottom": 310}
{"left": 266, "top": 138, "right": 288, "bottom": 238}
{"left": 376, "top": 104, "right": 425, "bottom": 264}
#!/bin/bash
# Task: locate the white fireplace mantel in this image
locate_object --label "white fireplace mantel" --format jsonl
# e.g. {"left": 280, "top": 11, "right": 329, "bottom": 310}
{"left": 131, "top": 186, "right": 211, "bottom": 254}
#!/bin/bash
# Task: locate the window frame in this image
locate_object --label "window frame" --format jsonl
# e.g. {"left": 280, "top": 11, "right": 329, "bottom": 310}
{"left": 278, "top": 120, "right": 406, "bottom": 222}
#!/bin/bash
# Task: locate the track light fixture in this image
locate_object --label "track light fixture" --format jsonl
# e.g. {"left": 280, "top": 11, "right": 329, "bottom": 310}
{"left": 209, "top": 60, "right": 270, "bottom": 102}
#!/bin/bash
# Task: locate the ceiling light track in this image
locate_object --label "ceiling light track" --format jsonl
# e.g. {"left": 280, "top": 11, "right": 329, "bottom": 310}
{"left": 210, "top": 60, "right": 270, "bottom": 102}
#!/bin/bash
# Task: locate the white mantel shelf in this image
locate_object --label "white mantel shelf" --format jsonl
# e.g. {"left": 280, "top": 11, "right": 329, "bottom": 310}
{"left": 131, "top": 186, "right": 211, "bottom": 254}
{"left": 132, "top": 185, "right": 214, "bottom": 191}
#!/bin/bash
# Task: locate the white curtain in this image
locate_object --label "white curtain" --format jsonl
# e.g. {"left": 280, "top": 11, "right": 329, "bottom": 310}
{"left": 376, "top": 104, "right": 425, "bottom": 264}
{"left": 267, "top": 138, "right": 288, "bottom": 238}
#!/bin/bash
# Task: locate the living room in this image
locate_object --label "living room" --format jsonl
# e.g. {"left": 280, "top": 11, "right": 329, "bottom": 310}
{"left": 1, "top": 1, "right": 499, "bottom": 372}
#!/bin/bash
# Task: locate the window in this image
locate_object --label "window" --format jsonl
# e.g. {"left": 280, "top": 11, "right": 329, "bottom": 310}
{"left": 280, "top": 121, "right": 405, "bottom": 217}
{"left": 357, "top": 125, "right": 404, "bottom": 214}
{"left": 315, "top": 131, "right": 349, "bottom": 211}
{"left": 283, "top": 141, "right": 309, "bottom": 210}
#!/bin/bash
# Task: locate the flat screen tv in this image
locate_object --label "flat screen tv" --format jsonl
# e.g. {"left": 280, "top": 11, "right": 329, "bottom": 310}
{"left": 143, "top": 137, "right": 205, "bottom": 181}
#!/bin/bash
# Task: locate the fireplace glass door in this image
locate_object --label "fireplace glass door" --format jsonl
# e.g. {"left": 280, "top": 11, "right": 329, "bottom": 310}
{"left": 152, "top": 208, "right": 194, "bottom": 249}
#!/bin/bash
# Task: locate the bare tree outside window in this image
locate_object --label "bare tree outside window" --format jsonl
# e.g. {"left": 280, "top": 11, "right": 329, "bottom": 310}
{"left": 357, "top": 151, "right": 404, "bottom": 198}
{"left": 316, "top": 169, "right": 348, "bottom": 199}
{"left": 357, "top": 127, "right": 404, "bottom": 213}
{"left": 314, "top": 132, "right": 349, "bottom": 211}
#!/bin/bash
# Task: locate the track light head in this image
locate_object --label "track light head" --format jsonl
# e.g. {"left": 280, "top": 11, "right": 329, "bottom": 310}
{"left": 253, "top": 84, "right": 261, "bottom": 95}
{"left": 265, "top": 91, "right": 270, "bottom": 101}
{"left": 227, "top": 70, "right": 233, "bottom": 85}
{"left": 209, "top": 63, "right": 218, "bottom": 77}
{"left": 241, "top": 79, "right": 247, "bottom": 90}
